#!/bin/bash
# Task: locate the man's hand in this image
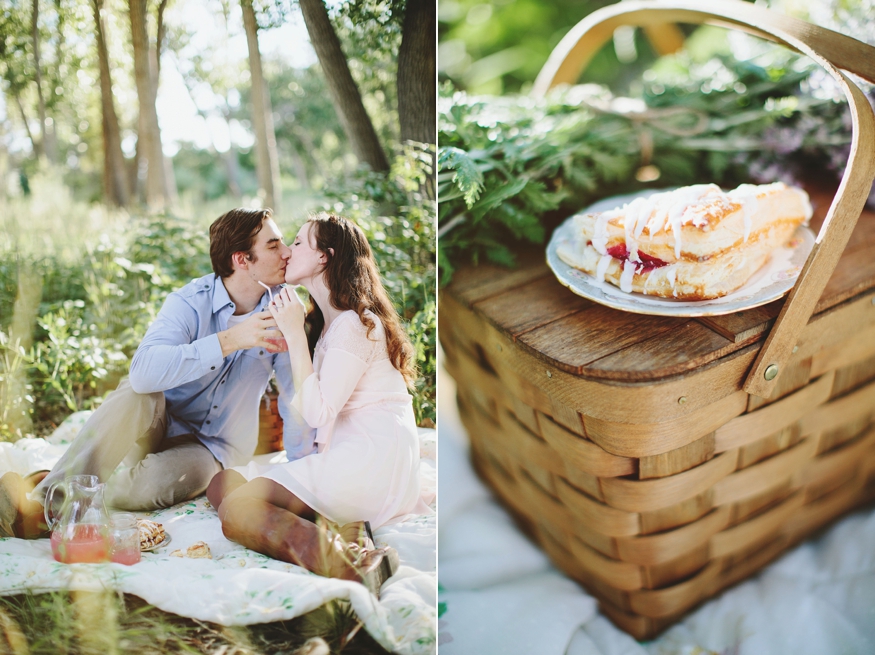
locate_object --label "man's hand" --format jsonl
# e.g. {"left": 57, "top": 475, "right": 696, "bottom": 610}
{"left": 218, "top": 311, "right": 284, "bottom": 357}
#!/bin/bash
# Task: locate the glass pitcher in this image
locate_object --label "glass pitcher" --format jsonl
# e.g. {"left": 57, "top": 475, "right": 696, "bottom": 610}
{"left": 45, "top": 475, "right": 111, "bottom": 563}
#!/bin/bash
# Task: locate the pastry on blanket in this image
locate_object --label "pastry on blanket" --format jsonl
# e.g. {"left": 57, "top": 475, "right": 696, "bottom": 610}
{"left": 185, "top": 541, "right": 212, "bottom": 559}
{"left": 137, "top": 518, "right": 166, "bottom": 550}
{"left": 556, "top": 182, "right": 812, "bottom": 300}
{"left": 169, "top": 542, "right": 212, "bottom": 558}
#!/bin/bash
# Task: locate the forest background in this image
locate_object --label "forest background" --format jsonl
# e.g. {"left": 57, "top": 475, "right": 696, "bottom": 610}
{"left": 0, "top": 1, "right": 434, "bottom": 652}
{"left": 0, "top": 0, "right": 436, "bottom": 445}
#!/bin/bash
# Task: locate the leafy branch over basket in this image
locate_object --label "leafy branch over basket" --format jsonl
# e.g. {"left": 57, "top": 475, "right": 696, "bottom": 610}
{"left": 438, "top": 46, "right": 870, "bottom": 285}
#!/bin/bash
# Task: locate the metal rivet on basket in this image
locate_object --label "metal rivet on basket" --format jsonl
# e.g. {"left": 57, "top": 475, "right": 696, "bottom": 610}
{"left": 764, "top": 364, "right": 779, "bottom": 381}
{"left": 496, "top": 344, "right": 502, "bottom": 352}
{"left": 678, "top": 396, "right": 687, "bottom": 405}
{"left": 792, "top": 346, "right": 798, "bottom": 353}
{"left": 546, "top": 370, "right": 552, "bottom": 378}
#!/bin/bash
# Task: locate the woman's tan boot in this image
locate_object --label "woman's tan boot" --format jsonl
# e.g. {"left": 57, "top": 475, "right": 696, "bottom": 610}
{"left": 220, "top": 497, "right": 397, "bottom": 597}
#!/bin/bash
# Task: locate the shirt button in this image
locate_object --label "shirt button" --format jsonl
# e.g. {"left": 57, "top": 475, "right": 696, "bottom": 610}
{"left": 204, "top": 285, "right": 209, "bottom": 289}
{"left": 211, "top": 366, "right": 216, "bottom": 370}
{"left": 206, "top": 420, "right": 211, "bottom": 425}
{"left": 221, "top": 380, "right": 225, "bottom": 384}
{"left": 213, "top": 405, "right": 218, "bottom": 409}
{"left": 259, "top": 350, "right": 264, "bottom": 355}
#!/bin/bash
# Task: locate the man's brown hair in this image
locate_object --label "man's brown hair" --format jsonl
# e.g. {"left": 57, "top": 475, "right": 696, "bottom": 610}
{"left": 209, "top": 208, "right": 272, "bottom": 278}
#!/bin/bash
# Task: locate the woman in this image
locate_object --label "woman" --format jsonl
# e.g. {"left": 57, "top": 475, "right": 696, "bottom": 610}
{"left": 206, "top": 213, "right": 428, "bottom": 595}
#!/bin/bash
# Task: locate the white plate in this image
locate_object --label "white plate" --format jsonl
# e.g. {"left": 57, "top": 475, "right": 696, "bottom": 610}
{"left": 141, "top": 532, "right": 171, "bottom": 552}
{"left": 546, "top": 190, "right": 815, "bottom": 318}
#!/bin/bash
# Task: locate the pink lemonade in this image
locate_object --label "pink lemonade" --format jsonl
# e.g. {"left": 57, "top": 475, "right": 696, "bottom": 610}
{"left": 265, "top": 336, "right": 289, "bottom": 352}
{"left": 50, "top": 525, "right": 110, "bottom": 563}
{"left": 110, "top": 545, "right": 141, "bottom": 565}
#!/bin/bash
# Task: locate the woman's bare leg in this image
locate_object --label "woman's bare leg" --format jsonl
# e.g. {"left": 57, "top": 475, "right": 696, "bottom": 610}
{"left": 214, "top": 477, "right": 395, "bottom": 594}
{"left": 219, "top": 477, "right": 316, "bottom": 522}
{"left": 205, "top": 470, "right": 246, "bottom": 509}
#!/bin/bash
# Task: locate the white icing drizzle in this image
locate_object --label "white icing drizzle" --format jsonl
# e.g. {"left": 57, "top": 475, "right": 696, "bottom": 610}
{"left": 666, "top": 265, "right": 677, "bottom": 291}
{"left": 726, "top": 183, "right": 766, "bottom": 242}
{"left": 576, "top": 181, "right": 810, "bottom": 298}
{"left": 622, "top": 197, "right": 651, "bottom": 263}
{"left": 592, "top": 212, "right": 610, "bottom": 254}
{"left": 596, "top": 254, "right": 612, "bottom": 284}
{"left": 620, "top": 259, "right": 637, "bottom": 292}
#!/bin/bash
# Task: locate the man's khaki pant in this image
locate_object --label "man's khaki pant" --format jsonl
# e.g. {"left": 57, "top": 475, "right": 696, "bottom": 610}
{"left": 32, "top": 379, "right": 223, "bottom": 511}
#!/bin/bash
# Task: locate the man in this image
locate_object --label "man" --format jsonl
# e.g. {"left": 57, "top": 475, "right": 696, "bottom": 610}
{"left": 0, "top": 208, "right": 311, "bottom": 538}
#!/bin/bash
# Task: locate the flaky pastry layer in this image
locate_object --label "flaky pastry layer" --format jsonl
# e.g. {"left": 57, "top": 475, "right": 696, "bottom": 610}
{"left": 557, "top": 182, "right": 811, "bottom": 300}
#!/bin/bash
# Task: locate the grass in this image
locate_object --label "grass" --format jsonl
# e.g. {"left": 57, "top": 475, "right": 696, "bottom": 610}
{"left": 0, "top": 591, "right": 390, "bottom": 655}
{"left": 0, "top": 172, "right": 432, "bottom": 653}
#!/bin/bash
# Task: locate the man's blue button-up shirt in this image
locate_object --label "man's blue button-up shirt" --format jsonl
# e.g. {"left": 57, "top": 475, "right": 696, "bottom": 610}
{"left": 129, "top": 273, "right": 313, "bottom": 467}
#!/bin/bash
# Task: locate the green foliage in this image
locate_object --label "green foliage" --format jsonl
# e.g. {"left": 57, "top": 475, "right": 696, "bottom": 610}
{"left": 0, "top": 168, "right": 435, "bottom": 437}
{"left": 438, "top": 0, "right": 654, "bottom": 95}
{"left": 438, "top": 45, "right": 857, "bottom": 283}
{"left": 0, "top": 331, "right": 34, "bottom": 441}
{"left": 0, "top": 203, "right": 214, "bottom": 438}
{"left": 320, "top": 145, "right": 437, "bottom": 425}
{"left": 406, "top": 300, "right": 436, "bottom": 426}
{"left": 330, "top": 0, "right": 405, "bottom": 150}
{"left": 0, "top": 591, "right": 388, "bottom": 654}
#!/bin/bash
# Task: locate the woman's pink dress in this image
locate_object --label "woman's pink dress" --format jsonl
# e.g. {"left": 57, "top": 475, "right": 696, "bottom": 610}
{"left": 234, "top": 310, "right": 428, "bottom": 528}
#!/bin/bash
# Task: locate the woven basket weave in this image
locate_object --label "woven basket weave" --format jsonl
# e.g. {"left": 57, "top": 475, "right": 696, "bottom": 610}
{"left": 440, "top": 0, "right": 875, "bottom": 640}
{"left": 256, "top": 390, "right": 283, "bottom": 455}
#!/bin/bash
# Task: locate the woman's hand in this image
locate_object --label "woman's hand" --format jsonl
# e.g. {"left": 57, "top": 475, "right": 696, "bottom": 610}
{"left": 268, "top": 286, "right": 307, "bottom": 340}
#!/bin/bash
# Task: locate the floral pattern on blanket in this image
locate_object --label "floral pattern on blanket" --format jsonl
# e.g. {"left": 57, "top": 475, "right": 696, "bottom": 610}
{"left": 0, "top": 412, "right": 437, "bottom": 655}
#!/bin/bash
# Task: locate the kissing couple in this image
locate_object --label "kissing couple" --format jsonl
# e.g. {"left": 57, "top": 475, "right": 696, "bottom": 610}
{"left": 0, "top": 208, "right": 429, "bottom": 595}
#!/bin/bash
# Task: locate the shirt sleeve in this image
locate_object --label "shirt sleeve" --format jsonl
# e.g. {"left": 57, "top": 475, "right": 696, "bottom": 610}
{"left": 289, "top": 314, "right": 379, "bottom": 428}
{"left": 128, "top": 293, "right": 225, "bottom": 394}
{"left": 272, "top": 348, "right": 315, "bottom": 460}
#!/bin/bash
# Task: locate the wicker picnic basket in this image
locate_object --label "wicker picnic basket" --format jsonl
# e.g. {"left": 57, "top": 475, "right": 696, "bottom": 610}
{"left": 256, "top": 390, "right": 284, "bottom": 455}
{"left": 439, "top": 0, "right": 875, "bottom": 640}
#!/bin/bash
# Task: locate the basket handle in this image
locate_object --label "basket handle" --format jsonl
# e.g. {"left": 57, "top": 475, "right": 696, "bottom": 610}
{"left": 533, "top": 0, "right": 875, "bottom": 397}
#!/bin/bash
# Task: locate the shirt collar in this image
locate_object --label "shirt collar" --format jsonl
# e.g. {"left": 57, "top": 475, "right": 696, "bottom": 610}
{"left": 213, "top": 276, "right": 272, "bottom": 314}
{"left": 212, "top": 276, "right": 234, "bottom": 314}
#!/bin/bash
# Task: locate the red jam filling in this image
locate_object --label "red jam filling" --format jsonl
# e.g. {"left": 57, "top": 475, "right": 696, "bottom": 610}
{"left": 605, "top": 244, "right": 668, "bottom": 271}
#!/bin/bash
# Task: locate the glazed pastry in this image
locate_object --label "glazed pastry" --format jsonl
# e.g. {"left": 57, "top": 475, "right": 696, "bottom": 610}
{"left": 557, "top": 182, "right": 812, "bottom": 300}
{"left": 185, "top": 541, "right": 212, "bottom": 559}
{"left": 137, "top": 518, "right": 166, "bottom": 550}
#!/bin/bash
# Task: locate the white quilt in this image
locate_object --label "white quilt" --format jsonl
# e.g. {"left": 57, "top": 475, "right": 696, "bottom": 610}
{"left": 0, "top": 414, "right": 437, "bottom": 655}
{"left": 438, "top": 366, "right": 875, "bottom": 655}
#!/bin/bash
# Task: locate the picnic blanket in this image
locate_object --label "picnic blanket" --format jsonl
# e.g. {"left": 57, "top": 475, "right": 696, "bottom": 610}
{"left": 0, "top": 413, "right": 437, "bottom": 655}
{"left": 438, "top": 365, "right": 875, "bottom": 655}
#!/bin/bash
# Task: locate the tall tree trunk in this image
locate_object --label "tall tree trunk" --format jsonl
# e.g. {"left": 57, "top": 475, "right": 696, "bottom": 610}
{"left": 49, "top": 0, "right": 65, "bottom": 160}
{"left": 153, "top": 0, "right": 177, "bottom": 204}
{"left": 93, "top": 0, "right": 129, "bottom": 206}
{"left": 220, "top": 109, "right": 242, "bottom": 197}
{"left": 129, "top": 0, "right": 166, "bottom": 207}
{"left": 13, "top": 92, "right": 38, "bottom": 155}
{"left": 288, "top": 141, "right": 310, "bottom": 191}
{"left": 222, "top": 148, "right": 242, "bottom": 197}
{"left": 241, "top": 0, "right": 281, "bottom": 212}
{"left": 298, "top": 0, "right": 390, "bottom": 173}
{"left": 397, "top": 0, "right": 435, "bottom": 147}
{"left": 294, "top": 127, "right": 327, "bottom": 181}
{"left": 31, "top": 0, "right": 55, "bottom": 163}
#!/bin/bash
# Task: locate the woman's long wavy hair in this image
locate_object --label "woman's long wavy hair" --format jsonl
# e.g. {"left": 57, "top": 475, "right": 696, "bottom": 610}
{"left": 305, "top": 213, "right": 417, "bottom": 387}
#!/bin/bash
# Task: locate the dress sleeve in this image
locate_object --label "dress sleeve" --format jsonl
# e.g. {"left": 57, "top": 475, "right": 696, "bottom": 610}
{"left": 290, "top": 313, "right": 380, "bottom": 428}
{"left": 273, "top": 348, "right": 315, "bottom": 460}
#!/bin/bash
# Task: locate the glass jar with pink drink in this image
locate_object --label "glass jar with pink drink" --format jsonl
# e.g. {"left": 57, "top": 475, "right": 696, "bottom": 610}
{"left": 109, "top": 513, "right": 141, "bottom": 565}
{"left": 46, "top": 475, "right": 111, "bottom": 564}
